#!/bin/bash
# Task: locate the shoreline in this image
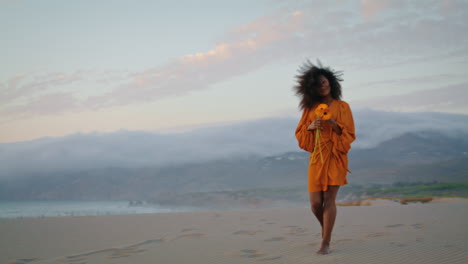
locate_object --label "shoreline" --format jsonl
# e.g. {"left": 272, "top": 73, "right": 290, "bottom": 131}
{"left": 1, "top": 196, "right": 467, "bottom": 220}
{"left": 1, "top": 198, "right": 467, "bottom": 263}
{"left": 337, "top": 196, "right": 468, "bottom": 206}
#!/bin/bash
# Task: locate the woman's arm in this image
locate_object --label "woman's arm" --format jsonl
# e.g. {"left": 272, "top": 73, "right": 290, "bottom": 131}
{"left": 295, "top": 108, "right": 316, "bottom": 152}
{"left": 326, "top": 118, "right": 342, "bottom": 136}
{"left": 331, "top": 102, "right": 355, "bottom": 154}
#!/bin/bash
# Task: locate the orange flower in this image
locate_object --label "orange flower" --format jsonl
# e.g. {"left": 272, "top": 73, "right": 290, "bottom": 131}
{"left": 315, "top": 104, "right": 328, "bottom": 117}
{"left": 317, "top": 104, "right": 328, "bottom": 110}
{"left": 314, "top": 104, "right": 332, "bottom": 120}
{"left": 321, "top": 108, "right": 332, "bottom": 120}
{"left": 315, "top": 108, "right": 324, "bottom": 116}
{"left": 312, "top": 103, "right": 333, "bottom": 163}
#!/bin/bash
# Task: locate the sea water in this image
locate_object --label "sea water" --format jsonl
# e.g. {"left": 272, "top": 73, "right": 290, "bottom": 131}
{"left": 0, "top": 200, "right": 198, "bottom": 219}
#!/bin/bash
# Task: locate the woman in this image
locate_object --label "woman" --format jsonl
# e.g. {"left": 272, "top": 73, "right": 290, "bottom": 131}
{"left": 294, "top": 60, "right": 355, "bottom": 255}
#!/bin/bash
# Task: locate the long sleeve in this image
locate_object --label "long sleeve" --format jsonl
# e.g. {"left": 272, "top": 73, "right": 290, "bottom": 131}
{"left": 333, "top": 101, "right": 356, "bottom": 154}
{"left": 295, "top": 108, "right": 315, "bottom": 152}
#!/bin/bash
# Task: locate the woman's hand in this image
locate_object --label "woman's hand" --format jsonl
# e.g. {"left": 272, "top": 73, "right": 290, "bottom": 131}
{"left": 326, "top": 118, "right": 342, "bottom": 135}
{"left": 325, "top": 117, "right": 336, "bottom": 126}
{"left": 307, "top": 118, "right": 342, "bottom": 135}
{"left": 307, "top": 119, "right": 323, "bottom": 131}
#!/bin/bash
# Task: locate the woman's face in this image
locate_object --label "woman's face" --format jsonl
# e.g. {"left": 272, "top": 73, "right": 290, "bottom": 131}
{"left": 317, "top": 75, "right": 331, "bottom": 97}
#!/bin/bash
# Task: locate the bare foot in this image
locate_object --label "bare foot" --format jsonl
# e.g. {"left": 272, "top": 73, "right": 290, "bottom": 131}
{"left": 316, "top": 241, "right": 330, "bottom": 255}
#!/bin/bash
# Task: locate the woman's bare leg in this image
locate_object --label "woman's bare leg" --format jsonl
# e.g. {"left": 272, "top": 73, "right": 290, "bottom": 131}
{"left": 309, "top": 191, "right": 324, "bottom": 237}
{"left": 317, "top": 185, "right": 340, "bottom": 255}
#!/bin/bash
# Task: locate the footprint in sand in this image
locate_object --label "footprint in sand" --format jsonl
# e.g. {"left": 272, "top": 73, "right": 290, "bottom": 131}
{"left": 176, "top": 233, "right": 208, "bottom": 239}
{"left": 57, "top": 251, "right": 110, "bottom": 264}
{"left": 239, "top": 249, "right": 267, "bottom": 258}
{"left": 106, "top": 247, "right": 147, "bottom": 259}
{"left": 389, "top": 242, "right": 408, "bottom": 247}
{"left": 55, "top": 238, "right": 166, "bottom": 262}
{"left": 63, "top": 259, "right": 88, "bottom": 264}
{"left": 282, "top": 225, "right": 309, "bottom": 236}
{"left": 259, "top": 219, "right": 276, "bottom": 225}
{"left": 256, "top": 256, "right": 283, "bottom": 262}
{"left": 310, "top": 238, "right": 361, "bottom": 246}
{"left": 411, "top": 223, "right": 424, "bottom": 229}
{"left": 6, "top": 259, "right": 39, "bottom": 264}
{"left": 227, "top": 249, "right": 282, "bottom": 262}
{"left": 335, "top": 238, "right": 359, "bottom": 243}
{"left": 233, "top": 230, "right": 264, "bottom": 235}
{"left": 385, "top": 224, "right": 405, "bottom": 228}
{"left": 126, "top": 238, "right": 168, "bottom": 248}
{"left": 63, "top": 249, "right": 114, "bottom": 260}
{"left": 264, "top": 237, "right": 287, "bottom": 242}
{"left": 365, "top": 232, "right": 391, "bottom": 238}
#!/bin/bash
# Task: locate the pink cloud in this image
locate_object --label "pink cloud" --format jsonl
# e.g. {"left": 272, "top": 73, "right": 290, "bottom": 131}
{"left": 360, "top": 0, "right": 408, "bottom": 19}
{"left": 0, "top": 72, "right": 84, "bottom": 105}
{"left": 0, "top": 92, "right": 81, "bottom": 123}
{"left": 2, "top": 1, "right": 468, "bottom": 120}
{"left": 83, "top": 10, "right": 305, "bottom": 109}
{"left": 361, "top": 0, "right": 390, "bottom": 18}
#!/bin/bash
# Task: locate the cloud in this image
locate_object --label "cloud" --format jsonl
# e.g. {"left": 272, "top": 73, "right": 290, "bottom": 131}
{"left": 0, "top": 70, "right": 130, "bottom": 120}
{"left": 0, "top": 72, "right": 84, "bottom": 105}
{"left": 3, "top": 92, "right": 80, "bottom": 116}
{"left": 1, "top": 9, "right": 305, "bottom": 116}
{"left": 356, "top": 73, "right": 464, "bottom": 89}
{"left": 360, "top": 0, "right": 464, "bottom": 19}
{"left": 350, "top": 82, "right": 468, "bottom": 113}
{"left": 360, "top": 0, "right": 394, "bottom": 18}
{"left": 1, "top": 1, "right": 468, "bottom": 120}
{"left": 82, "top": 10, "right": 305, "bottom": 109}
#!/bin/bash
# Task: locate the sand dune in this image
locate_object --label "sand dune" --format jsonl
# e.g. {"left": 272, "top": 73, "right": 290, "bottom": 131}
{"left": 1, "top": 199, "right": 467, "bottom": 264}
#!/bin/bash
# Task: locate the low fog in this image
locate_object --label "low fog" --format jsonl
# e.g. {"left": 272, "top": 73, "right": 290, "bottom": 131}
{"left": 1, "top": 109, "right": 467, "bottom": 178}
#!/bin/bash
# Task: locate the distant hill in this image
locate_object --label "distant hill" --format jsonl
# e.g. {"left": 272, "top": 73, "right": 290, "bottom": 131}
{"left": 2, "top": 109, "right": 468, "bottom": 178}
{"left": 351, "top": 131, "right": 468, "bottom": 163}
{"left": 0, "top": 130, "right": 467, "bottom": 201}
{"left": 349, "top": 131, "right": 468, "bottom": 184}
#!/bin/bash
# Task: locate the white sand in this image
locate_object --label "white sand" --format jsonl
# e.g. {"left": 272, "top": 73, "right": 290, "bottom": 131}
{"left": 1, "top": 199, "right": 467, "bottom": 264}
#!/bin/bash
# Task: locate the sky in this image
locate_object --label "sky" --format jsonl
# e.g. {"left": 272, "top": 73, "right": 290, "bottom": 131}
{"left": 1, "top": 0, "right": 468, "bottom": 143}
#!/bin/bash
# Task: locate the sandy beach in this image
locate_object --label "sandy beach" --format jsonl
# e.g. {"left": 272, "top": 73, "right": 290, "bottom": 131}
{"left": 1, "top": 198, "right": 467, "bottom": 264}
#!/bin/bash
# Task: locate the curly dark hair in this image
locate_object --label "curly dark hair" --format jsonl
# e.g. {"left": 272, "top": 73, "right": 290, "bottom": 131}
{"left": 293, "top": 59, "right": 343, "bottom": 110}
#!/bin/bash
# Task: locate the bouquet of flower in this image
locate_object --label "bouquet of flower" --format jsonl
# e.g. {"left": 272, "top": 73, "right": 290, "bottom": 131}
{"left": 312, "top": 104, "right": 331, "bottom": 163}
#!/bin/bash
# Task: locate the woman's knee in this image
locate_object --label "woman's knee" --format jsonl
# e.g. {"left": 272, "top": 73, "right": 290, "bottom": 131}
{"left": 323, "top": 199, "right": 336, "bottom": 209}
{"left": 310, "top": 200, "right": 323, "bottom": 212}
{"left": 323, "top": 186, "right": 339, "bottom": 207}
{"left": 309, "top": 192, "right": 323, "bottom": 212}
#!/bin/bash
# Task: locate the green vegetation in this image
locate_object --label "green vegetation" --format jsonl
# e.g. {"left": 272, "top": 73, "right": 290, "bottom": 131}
{"left": 365, "top": 182, "right": 468, "bottom": 198}
{"left": 152, "top": 182, "right": 468, "bottom": 208}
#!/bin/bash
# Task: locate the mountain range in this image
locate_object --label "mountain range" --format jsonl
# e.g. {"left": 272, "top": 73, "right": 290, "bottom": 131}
{"left": 1, "top": 109, "right": 467, "bottom": 202}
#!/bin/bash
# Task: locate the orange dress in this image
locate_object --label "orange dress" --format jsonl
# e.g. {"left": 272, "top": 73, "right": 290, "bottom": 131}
{"left": 295, "top": 100, "right": 356, "bottom": 192}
